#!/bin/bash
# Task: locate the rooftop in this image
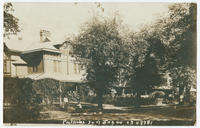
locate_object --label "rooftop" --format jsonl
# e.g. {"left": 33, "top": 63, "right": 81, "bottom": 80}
{"left": 4, "top": 37, "right": 63, "bottom": 54}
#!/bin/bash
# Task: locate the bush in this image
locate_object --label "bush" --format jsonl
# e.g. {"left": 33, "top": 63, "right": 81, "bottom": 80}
{"left": 32, "top": 78, "right": 81, "bottom": 104}
{"left": 4, "top": 77, "right": 41, "bottom": 123}
{"left": 32, "top": 78, "right": 60, "bottom": 104}
{"left": 80, "top": 94, "right": 157, "bottom": 107}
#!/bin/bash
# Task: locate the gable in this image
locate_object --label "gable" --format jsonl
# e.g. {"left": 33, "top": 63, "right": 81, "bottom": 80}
{"left": 58, "top": 42, "right": 73, "bottom": 55}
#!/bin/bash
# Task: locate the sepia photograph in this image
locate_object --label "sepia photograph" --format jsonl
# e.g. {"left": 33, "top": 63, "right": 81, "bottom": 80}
{"left": 2, "top": 1, "right": 197, "bottom": 126}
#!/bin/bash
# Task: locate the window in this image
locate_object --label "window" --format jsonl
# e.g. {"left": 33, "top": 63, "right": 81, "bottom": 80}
{"left": 74, "top": 63, "right": 77, "bottom": 74}
{"left": 54, "top": 60, "right": 60, "bottom": 72}
{"left": 32, "top": 65, "right": 38, "bottom": 72}
{"left": 74, "top": 63, "right": 81, "bottom": 74}
{"left": 3, "top": 60, "right": 11, "bottom": 74}
{"left": 3, "top": 60, "right": 6, "bottom": 73}
{"left": 78, "top": 64, "right": 81, "bottom": 74}
{"left": 54, "top": 60, "right": 57, "bottom": 72}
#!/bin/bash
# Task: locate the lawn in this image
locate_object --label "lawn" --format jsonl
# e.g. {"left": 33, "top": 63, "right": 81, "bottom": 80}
{"left": 35, "top": 102, "right": 196, "bottom": 126}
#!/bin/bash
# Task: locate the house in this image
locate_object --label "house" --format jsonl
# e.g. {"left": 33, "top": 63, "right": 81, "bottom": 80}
{"left": 3, "top": 30, "right": 84, "bottom": 83}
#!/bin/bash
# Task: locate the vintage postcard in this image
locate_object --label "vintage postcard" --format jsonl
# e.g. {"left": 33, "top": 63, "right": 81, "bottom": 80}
{"left": 2, "top": 1, "right": 198, "bottom": 127}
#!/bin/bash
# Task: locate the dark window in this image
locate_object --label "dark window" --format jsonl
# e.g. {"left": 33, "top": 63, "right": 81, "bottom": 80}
{"left": 32, "top": 65, "right": 38, "bottom": 72}
{"left": 4, "top": 59, "right": 11, "bottom": 74}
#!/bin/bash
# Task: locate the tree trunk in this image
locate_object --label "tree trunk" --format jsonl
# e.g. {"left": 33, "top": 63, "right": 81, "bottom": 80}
{"left": 184, "top": 86, "right": 191, "bottom": 104}
{"left": 135, "top": 91, "right": 141, "bottom": 107}
{"left": 178, "top": 85, "right": 184, "bottom": 105}
{"left": 96, "top": 91, "right": 103, "bottom": 110}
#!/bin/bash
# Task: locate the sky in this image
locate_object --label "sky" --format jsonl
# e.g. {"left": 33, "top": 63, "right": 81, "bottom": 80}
{"left": 5, "top": 2, "right": 170, "bottom": 50}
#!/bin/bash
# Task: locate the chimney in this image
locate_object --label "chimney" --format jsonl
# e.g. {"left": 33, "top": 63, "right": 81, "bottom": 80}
{"left": 40, "top": 29, "right": 51, "bottom": 43}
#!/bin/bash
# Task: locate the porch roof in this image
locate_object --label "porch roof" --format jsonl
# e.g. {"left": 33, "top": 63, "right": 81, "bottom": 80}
{"left": 22, "top": 48, "right": 61, "bottom": 54}
{"left": 22, "top": 41, "right": 61, "bottom": 54}
{"left": 25, "top": 73, "right": 85, "bottom": 83}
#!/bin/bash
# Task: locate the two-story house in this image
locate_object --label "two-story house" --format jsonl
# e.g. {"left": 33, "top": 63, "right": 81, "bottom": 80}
{"left": 3, "top": 30, "right": 84, "bottom": 83}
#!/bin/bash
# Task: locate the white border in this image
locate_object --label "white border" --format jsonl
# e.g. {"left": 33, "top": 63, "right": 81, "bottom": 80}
{"left": 0, "top": 0, "right": 199, "bottom": 128}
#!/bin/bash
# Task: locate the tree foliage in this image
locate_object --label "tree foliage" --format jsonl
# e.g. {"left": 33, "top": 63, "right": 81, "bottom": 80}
{"left": 150, "top": 3, "right": 197, "bottom": 104}
{"left": 116, "top": 3, "right": 196, "bottom": 105}
{"left": 169, "top": 66, "right": 196, "bottom": 104}
{"left": 72, "top": 16, "right": 128, "bottom": 109}
{"left": 4, "top": 3, "right": 20, "bottom": 37}
{"left": 160, "top": 3, "right": 196, "bottom": 69}
{"left": 72, "top": 3, "right": 196, "bottom": 106}
{"left": 124, "top": 28, "right": 165, "bottom": 105}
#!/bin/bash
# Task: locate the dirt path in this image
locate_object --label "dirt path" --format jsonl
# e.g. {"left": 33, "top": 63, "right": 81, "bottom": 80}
{"left": 39, "top": 103, "right": 195, "bottom": 122}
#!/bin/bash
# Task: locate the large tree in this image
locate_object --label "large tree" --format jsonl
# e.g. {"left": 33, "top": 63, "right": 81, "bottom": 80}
{"left": 124, "top": 27, "right": 166, "bottom": 106}
{"left": 158, "top": 3, "right": 196, "bottom": 68}
{"left": 161, "top": 3, "right": 196, "bottom": 104}
{"left": 72, "top": 16, "right": 128, "bottom": 110}
{"left": 4, "top": 3, "right": 20, "bottom": 38}
{"left": 144, "top": 3, "right": 197, "bottom": 104}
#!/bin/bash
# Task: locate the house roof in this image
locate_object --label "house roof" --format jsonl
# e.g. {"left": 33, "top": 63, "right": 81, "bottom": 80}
{"left": 23, "top": 41, "right": 61, "bottom": 54}
{"left": 4, "top": 36, "right": 62, "bottom": 54}
{"left": 25, "top": 41, "right": 57, "bottom": 50}
{"left": 4, "top": 38, "right": 29, "bottom": 52}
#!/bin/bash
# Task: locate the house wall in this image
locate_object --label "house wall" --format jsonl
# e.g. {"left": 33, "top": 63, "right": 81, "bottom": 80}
{"left": 60, "top": 44, "right": 83, "bottom": 76}
{"left": 4, "top": 52, "right": 29, "bottom": 78}
{"left": 42, "top": 44, "right": 84, "bottom": 78}
{"left": 43, "top": 53, "right": 62, "bottom": 74}
{"left": 10, "top": 55, "right": 20, "bottom": 77}
{"left": 16, "top": 65, "right": 28, "bottom": 77}
{"left": 60, "top": 44, "right": 70, "bottom": 75}
{"left": 3, "top": 51, "right": 27, "bottom": 77}
{"left": 11, "top": 55, "right": 28, "bottom": 77}
{"left": 3, "top": 52, "right": 11, "bottom": 77}
{"left": 11, "top": 63, "right": 17, "bottom": 77}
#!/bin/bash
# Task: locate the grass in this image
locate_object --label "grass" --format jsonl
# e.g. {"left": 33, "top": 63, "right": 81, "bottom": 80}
{"left": 4, "top": 102, "right": 196, "bottom": 125}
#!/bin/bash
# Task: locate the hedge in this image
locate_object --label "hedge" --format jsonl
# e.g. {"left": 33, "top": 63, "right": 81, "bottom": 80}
{"left": 3, "top": 77, "right": 81, "bottom": 123}
{"left": 4, "top": 77, "right": 41, "bottom": 123}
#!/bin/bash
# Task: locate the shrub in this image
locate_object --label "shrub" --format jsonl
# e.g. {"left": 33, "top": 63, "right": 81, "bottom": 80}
{"left": 4, "top": 77, "right": 41, "bottom": 123}
{"left": 32, "top": 78, "right": 81, "bottom": 104}
{"left": 32, "top": 78, "right": 60, "bottom": 104}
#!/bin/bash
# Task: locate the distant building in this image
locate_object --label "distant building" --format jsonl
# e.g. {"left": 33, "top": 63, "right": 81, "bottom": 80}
{"left": 3, "top": 30, "right": 84, "bottom": 83}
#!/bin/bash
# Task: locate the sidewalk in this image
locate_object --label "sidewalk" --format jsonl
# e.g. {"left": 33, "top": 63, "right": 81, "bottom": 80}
{"left": 72, "top": 101, "right": 191, "bottom": 111}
